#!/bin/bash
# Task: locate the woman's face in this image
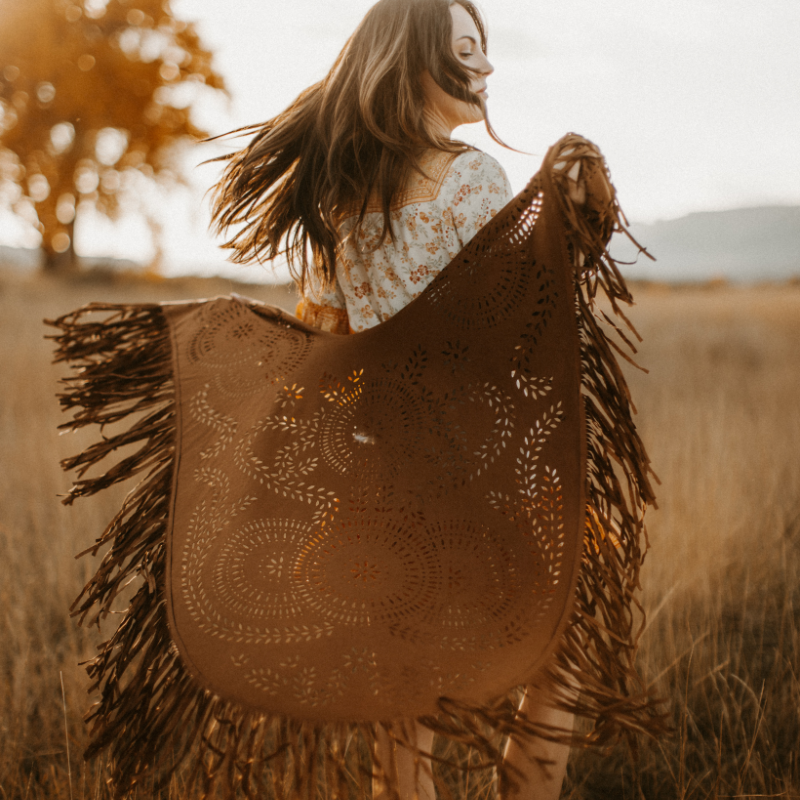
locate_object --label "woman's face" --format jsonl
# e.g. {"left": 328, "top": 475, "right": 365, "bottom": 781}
{"left": 421, "top": 3, "right": 494, "bottom": 136}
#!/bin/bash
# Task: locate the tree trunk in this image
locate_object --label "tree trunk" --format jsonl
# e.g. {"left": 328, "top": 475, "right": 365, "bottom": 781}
{"left": 41, "top": 219, "right": 78, "bottom": 273}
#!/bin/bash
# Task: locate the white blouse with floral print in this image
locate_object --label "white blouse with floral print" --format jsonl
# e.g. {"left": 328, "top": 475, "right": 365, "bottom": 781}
{"left": 299, "top": 149, "right": 513, "bottom": 334}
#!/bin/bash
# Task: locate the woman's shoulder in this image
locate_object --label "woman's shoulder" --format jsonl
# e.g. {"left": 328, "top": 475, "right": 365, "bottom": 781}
{"left": 441, "top": 148, "right": 513, "bottom": 207}
{"left": 446, "top": 148, "right": 510, "bottom": 183}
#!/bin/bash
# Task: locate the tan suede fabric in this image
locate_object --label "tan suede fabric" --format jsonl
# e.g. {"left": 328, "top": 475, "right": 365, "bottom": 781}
{"left": 163, "top": 161, "right": 585, "bottom": 720}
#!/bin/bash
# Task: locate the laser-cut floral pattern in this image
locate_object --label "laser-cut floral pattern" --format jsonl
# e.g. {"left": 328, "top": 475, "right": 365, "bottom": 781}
{"left": 163, "top": 149, "right": 587, "bottom": 720}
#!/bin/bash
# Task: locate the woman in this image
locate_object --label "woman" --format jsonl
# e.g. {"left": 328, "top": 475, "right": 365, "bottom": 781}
{"left": 52, "top": 1, "right": 659, "bottom": 798}
{"left": 210, "top": 2, "right": 614, "bottom": 799}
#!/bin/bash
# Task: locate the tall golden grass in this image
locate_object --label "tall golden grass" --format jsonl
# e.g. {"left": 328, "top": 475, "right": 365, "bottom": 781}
{"left": 563, "top": 284, "right": 800, "bottom": 798}
{"left": 0, "top": 270, "right": 798, "bottom": 799}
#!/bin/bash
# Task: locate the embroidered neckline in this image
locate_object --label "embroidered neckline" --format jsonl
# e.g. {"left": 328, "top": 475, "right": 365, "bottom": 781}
{"left": 338, "top": 149, "right": 463, "bottom": 220}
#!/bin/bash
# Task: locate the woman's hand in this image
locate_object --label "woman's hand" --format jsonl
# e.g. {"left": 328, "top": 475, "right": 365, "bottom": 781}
{"left": 565, "top": 159, "right": 586, "bottom": 204}
{"left": 551, "top": 137, "right": 617, "bottom": 265}
{"left": 554, "top": 147, "right": 587, "bottom": 205}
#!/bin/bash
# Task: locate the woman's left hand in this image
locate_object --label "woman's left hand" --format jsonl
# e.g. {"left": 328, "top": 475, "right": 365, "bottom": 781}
{"left": 554, "top": 148, "right": 587, "bottom": 205}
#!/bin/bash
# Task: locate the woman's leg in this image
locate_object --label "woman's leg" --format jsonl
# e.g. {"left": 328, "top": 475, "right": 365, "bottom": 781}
{"left": 373, "top": 721, "right": 435, "bottom": 800}
{"left": 500, "top": 685, "right": 574, "bottom": 800}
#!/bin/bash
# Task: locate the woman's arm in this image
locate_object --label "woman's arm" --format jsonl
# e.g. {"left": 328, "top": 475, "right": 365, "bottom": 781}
{"left": 446, "top": 150, "right": 514, "bottom": 250}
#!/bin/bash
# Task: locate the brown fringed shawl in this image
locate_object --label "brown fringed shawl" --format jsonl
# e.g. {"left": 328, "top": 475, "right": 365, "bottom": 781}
{"left": 50, "top": 134, "right": 664, "bottom": 799}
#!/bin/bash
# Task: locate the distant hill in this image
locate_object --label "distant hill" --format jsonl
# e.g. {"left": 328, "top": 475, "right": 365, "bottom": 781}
{"left": 0, "top": 245, "right": 139, "bottom": 274}
{"left": 0, "top": 244, "right": 42, "bottom": 271}
{"left": 3, "top": 205, "right": 799, "bottom": 283}
{"left": 613, "top": 205, "right": 800, "bottom": 282}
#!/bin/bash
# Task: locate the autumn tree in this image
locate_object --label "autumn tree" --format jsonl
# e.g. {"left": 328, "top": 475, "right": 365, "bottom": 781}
{"left": 0, "top": 0, "right": 226, "bottom": 271}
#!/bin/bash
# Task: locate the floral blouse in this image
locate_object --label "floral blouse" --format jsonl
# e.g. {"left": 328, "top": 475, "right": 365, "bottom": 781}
{"left": 298, "top": 149, "right": 513, "bottom": 334}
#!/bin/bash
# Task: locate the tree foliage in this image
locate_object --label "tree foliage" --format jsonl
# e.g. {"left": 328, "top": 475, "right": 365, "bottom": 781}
{"left": 0, "top": 0, "right": 226, "bottom": 270}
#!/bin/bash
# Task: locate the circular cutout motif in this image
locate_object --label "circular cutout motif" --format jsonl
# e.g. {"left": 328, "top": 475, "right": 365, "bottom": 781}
{"left": 187, "top": 302, "right": 311, "bottom": 395}
{"left": 318, "top": 378, "right": 427, "bottom": 478}
{"left": 188, "top": 303, "right": 266, "bottom": 368}
{"left": 212, "top": 518, "right": 309, "bottom": 622}
{"left": 294, "top": 520, "right": 440, "bottom": 627}
{"left": 424, "top": 248, "right": 531, "bottom": 330}
{"left": 423, "top": 519, "right": 520, "bottom": 632}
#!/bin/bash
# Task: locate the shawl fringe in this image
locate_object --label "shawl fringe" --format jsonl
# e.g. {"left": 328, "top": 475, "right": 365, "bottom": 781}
{"left": 535, "top": 134, "right": 666, "bottom": 749}
{"left": 48, "top": 138, "right": 666, "bottom": 799}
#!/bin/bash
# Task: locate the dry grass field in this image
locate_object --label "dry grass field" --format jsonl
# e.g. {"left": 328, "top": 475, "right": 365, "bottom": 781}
{"left": 0, "top": 268, "right": 798, "bottom": 799}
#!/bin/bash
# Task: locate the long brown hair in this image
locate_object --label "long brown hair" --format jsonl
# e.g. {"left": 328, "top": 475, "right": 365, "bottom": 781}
{"left": 209, "top": 0, "right": 505, "bottom": 290}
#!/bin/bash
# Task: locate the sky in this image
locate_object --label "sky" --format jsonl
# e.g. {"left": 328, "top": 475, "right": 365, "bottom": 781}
{"left": 2, "top": 0, "right": 799, "bottom": 280}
